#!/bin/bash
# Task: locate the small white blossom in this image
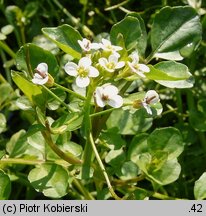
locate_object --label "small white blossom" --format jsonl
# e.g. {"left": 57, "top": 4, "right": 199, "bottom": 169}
{"left": 32, "top": 63, "right": 48, "bottom": 85}
{"left": 142, "top": 90, "right": 160, "bottom": 115}
{"left": 95, "top": 84, "right": 123, "bottom": 108}
{"left": 64, "top": 57, "right": 99, "bottom": 88}
{"left": 78, "top": 38, "right": 100, "bottom": 52}
{"left": 98, "top": 54, "right": 125, "bottom": 73}
{"left": 128, "top": 52, "right": 150, "bottom": 78}
{"left": 100, "top": 38, "right": 122, "bottom": 53}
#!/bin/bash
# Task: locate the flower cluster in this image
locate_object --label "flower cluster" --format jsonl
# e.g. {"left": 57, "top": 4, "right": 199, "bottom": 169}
{"left": 31, "top": 38, "right": 161, "bottom": 114}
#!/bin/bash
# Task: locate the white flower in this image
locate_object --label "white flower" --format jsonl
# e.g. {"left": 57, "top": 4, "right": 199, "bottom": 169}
{"left": 142, "top": 90, "right": 160, "bottom": 115}
{"left": 94, "top": 84, "right": 123, "bottom": 108}
{"left": 64, "top": 57, "right": 99, "bottom": 88}
{"left": 100, "top": 38, "right": 122, "bottom": 53}
{"left": 98, "top": 54, "right": 125, "bottom": 73}
{"left": 128, "top": 52, "right": 150, "bottom": 78}
{"left": 32, "top": 63, "right": 48, "bottom": 85}
{"left": 78, "top": 38, "right": 100, "bottom": 52}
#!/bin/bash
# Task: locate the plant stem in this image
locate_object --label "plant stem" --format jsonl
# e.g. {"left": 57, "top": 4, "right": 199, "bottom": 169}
{"left": 72, "top": 178, "right": 94, "bottom": 200}
{"left": 42, "top": 85, "right": 75, "bottom": 112}
{"left": 0, "top": 40, "right": 16, "bottom": 59}
{"left": 43, "top": 121, "right": 82, "bottom": 165}
{"left": 105, "top": 0, "right": 130, "bottom": 11}
{"left": 90, "top": 107, "right": 116, "bottom": 118}
{"left": 89, "top": 133, "right": 121, "bottom": 200}
{"left": 54, "top": 83, "right": 86, "bottom": 100}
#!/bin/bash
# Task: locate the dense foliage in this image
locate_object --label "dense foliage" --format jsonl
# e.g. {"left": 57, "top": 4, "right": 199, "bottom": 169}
{"left": 0, "top": 0, "right": 206, "bottom": 200}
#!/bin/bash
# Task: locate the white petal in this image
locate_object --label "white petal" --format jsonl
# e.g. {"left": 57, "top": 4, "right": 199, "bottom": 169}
{"left": 115, "top": 61, "right": 125, "bottom": 69}
{"left": 95, "top": 87, "right": 106, "bottom": 107}
{"left": 144, "top": 105, "right": 153, "bottom": 115}
{"left": 79, "top": 57, "right": 91, "bottom": 68}
{"left": 102, "top": 38, "right": 111, "bottom": 46}
{"left": 98, "top": 58, "right": 108, "bottom": 67}
{"left": 130, "top": 52, "right": 139, "bottom": 63}
{"left": 90, "top": 43, "right": 100, "bottom": 50}
{"left": 104, "top": 85, "right": 119, "bottom": 96}
{"left": 113, "top": 45, "right": 123, "bottom": 51}
{"left": 139, "top": 64, "right": 150, "bottom": 73}
{"left": 145, "top": 90, "right": 159, "bottom": 104}
{"left": 76, "top": 76, "right": 90, "bottom": 88}
{"left": 108, "top": 95, "right": 123, "bottom": 108}
{"left": 88, "top": 66, "right": 99, "bottom": 77}
{"left": 78, "top": 38, "right": 91, "bottom": 51}
{"left": 36, "top": 63, "right": 48, "bottom": 73}
{"left": 64, "top": 62, "right": 78, "bottom": 76}
{"left": 108, "top": 54, "right": 118, "bottom": 63}
{"left": 136, "top": 71, "right": 146, "bottom": 78}
{"left": 32, "top": 73, "right": 48, "bottom": 85}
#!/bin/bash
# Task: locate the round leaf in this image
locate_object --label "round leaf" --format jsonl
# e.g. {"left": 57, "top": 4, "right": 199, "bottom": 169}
{"left": 151, "top": 6, "right": 202, "bottom": 60}
{"left": 42, "top": 24, "right": 82, "bottom": 59}
{"left": 148, "top": 127, "right": 184, "bottom": 160}
{"left": 194, "top": 172, "right": 206, "bottom": 200}
{"left": 106, "top": 109, "right": 153, "bottom": 135}
{"left": 28, "top": 164, "right": 69, "bottom": 198}
{"left": 110, "top": 16, "right": 141, "bottom": 51}
{"left": 153, "top": 61, "right": 194, "bottom": 88}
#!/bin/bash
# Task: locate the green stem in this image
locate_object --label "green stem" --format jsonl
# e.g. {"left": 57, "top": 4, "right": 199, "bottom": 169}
{"left": 42, "top": 85, "right": 75, "bottom": 112}
{"left": 105, "top": 0, "right": 130, "bottom": 11}
{"left": 90, "top": 107, "right": 116, "bottom": 118}
{"left": 81, "top": 86, "right": 94, "bottom": 179}
{"left": 54, "top": 83, "right": 86, "bottom": 100}
{"left": 43, "top": 121, "right": 82, "bottom": 165}
{"left": 0, "top": 40, "right": 16, "bottom": 59}
{"left": 0, "top": 158, "right": 44, "bottom": 165}
{"left": 72, "top": 178, "right": 94, "bottom": 200}
{"left": 89, "top": 133, "right": 121, "bottom": 200}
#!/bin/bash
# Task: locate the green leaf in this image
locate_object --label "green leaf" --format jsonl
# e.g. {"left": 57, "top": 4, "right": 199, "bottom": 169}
{"left": 148, "top": 127, "right": 184, "bottom": 160}
{"left": 0, "top": 83, "right": 13, "bottom": 106}
{"left": 11, "top": 71, "right": 46, "bottom": 109}
{"left": 136, "top": 153, "right": 181, "bottom": 185}
{"left": 42, "top": 24, "right": 82, "bottom": 59}
{"left": 152, "top": 61, "right": 194, "bottom": 88}
{"left": 105, "top": 148, "right": 126, "bottom": 167}
{"left": 6, "top": 130, "right": 27, "bottom": 157}
{"left": 52, "top": 113, "right": 83, "bottom": 132}
{"left": 0, "top": 113, "right": 7, "bottom": 134}
{"left": 126, "top": 13, "right": 147, "bottom": 56}
{"left": 0, "top": 170, "right": 11, "bottom": 200}
{"left": 189, "top": 110, "right": 206, "bottom": 132}
{"left": 28, "top": 164, "right": 69, "bottom": 198}
{"left": 128, "top": 134, "right": 148, "bottom": 163}
{"left": 16, "top": 96, "right": 33, "bottom": 110}
{"left": 16, "top": 43, "right": 59, "bottom": 77}
{"left": 23, "top": 1, "right": 39, "bottom": 18}
{"left": 194, "top": 172, "right": 206, "bottom": 200}
{"left": 119, "top": 161, "right": 139, "bottom": 180}
{"left": 106, "top": 109, "right": 153, "bottom": 135}
{"left": 151, "top": 6, "right": 202, "bottom": 60}
{"left": 100, "top": 129, "right": 126, "bottom": 150}
{"left": 110, "top": 16, "right": 141, "bottom": 51}
{"left": 27, "top": 131, "right": 45, "bottom": 154}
